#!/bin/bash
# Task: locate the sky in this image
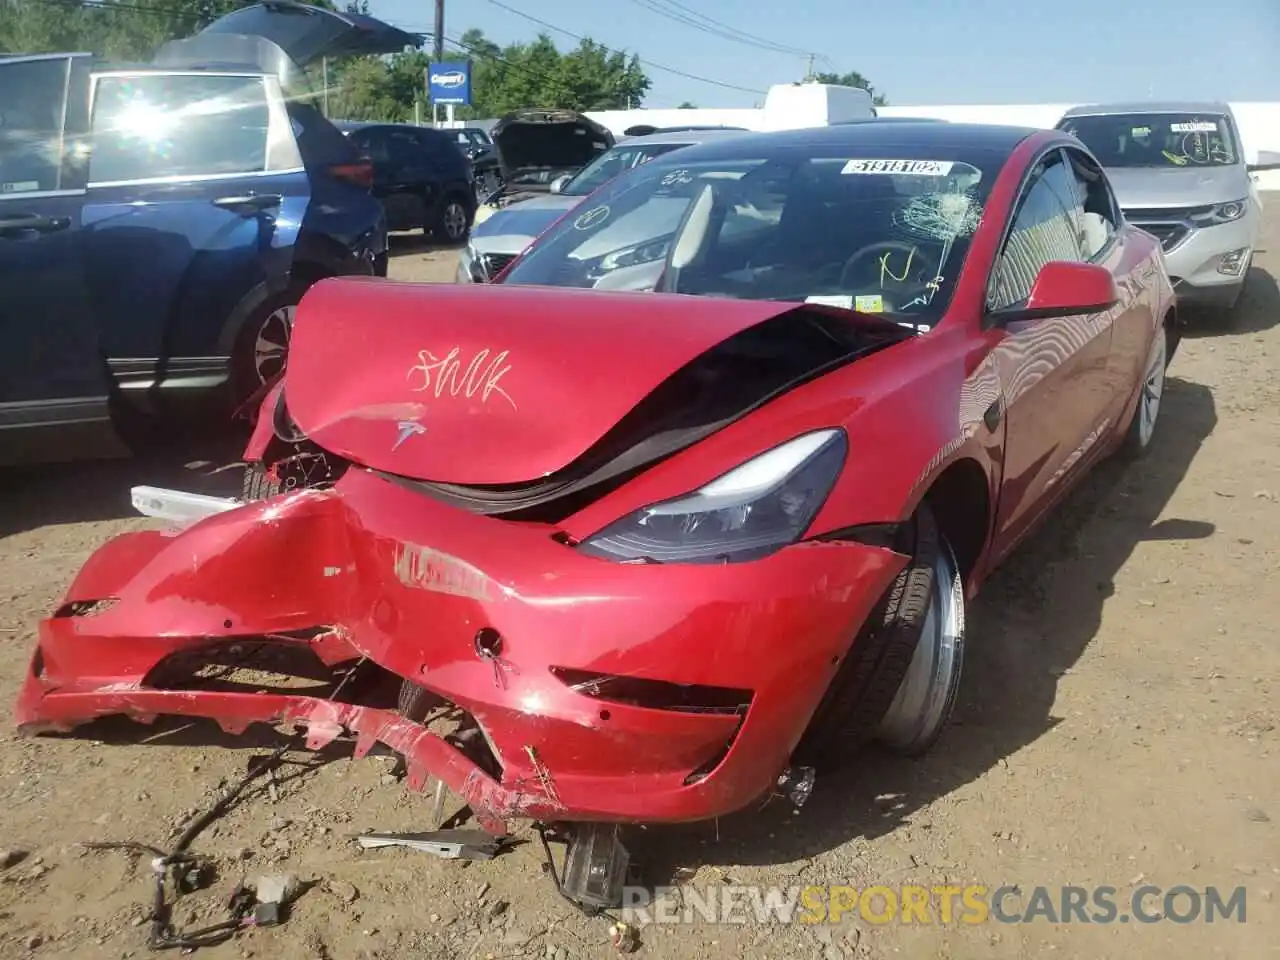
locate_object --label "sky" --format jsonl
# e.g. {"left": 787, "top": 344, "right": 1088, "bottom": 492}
{"left": 368, "top": 0, "right": 1280, "bottom": 110}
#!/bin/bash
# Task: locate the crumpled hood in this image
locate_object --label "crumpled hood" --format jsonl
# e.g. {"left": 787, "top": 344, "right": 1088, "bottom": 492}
{"left": 1106, "top": 164, "right": 1252, "bottom": 210}
{"left": 283, "top": 278, "right": 821, "bottom": 485}
{"left": 470, "top": 193, "right": 580, "bottom": 253}
{"left": 491, "top": 109, "right": 613, "bottom": 186}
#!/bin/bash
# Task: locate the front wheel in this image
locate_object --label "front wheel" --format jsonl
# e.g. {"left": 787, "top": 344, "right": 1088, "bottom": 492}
{"left": 796, "top": 503, "right": 965, "bottom": 767}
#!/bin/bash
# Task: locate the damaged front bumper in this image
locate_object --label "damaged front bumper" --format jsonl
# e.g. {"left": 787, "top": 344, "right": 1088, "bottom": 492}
{"left": 17, "top": 468, "right": 906, "bottom": 831}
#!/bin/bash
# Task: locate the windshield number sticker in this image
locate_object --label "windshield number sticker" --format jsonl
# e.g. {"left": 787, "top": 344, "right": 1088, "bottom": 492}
{"left": 1170, "top": 122, "right": 1218, "bottom": 133}
{"left": 661, "top": 169, "right": 694, "bottom": 186}
{"left": 805, "top": 295, "right": 854, "bottom": 309}
{"left": 842, "top": 159, "right": 954, "bottom": 176}
{"left": 854, "top": 295, "right": 884, "bottom": 313}
{"left": 574, "top": 205, "right": 610, "bottom": 230}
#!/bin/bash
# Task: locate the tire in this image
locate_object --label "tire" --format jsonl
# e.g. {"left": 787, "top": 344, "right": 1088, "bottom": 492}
{"left": 398, "top": 680, "right": 443, "bottom": 722}
{"left": 1120, "top": 325, "right": 1169, "bottom": 460}
{"left": 231, "top": 284, "right": 306, "bottom": 412}
{"left": 796, "top": 503, "right": 962, "bottom": 768}
{"left": 242, "top": 461, "right": 282, "bottom": 502}
{"left": 433, "top": 194, "right": 471, "bottom": 244}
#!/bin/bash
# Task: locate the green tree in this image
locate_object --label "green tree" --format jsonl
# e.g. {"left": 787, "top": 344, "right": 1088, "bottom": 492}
{"left": 677, "top": 101, "right": 697, "bottom": 109}
{"left": 1, "top": 4, "right": 652, "bottom": 121}
{"left": 0, "top": 0, "right": 339, "bottom": 59}
{"left": 444, "top": 29, "right": 650, "bottom": 119}
{"left": 811, "top": 70, "right": 888, "bottom": 107}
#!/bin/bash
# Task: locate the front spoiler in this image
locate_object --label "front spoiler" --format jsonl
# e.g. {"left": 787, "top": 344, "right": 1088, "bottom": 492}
{"left": 18, "top": 470, "right": 907, "bottom": 830}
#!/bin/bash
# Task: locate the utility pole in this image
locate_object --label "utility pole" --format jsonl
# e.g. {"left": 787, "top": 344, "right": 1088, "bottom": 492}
{"left": 432, "top": 0, "right": 445, "bottom": 127}
{"left": 805, "top": 53, "right": 814, "bottom": 81}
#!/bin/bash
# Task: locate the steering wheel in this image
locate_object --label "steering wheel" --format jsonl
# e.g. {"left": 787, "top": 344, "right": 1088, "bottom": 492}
{"left": 838, "top": 240, "right": 940, "bottom": 294}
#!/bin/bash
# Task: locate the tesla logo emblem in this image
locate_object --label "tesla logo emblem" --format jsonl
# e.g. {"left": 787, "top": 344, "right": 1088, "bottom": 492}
{"left": 392, "top": 420, "right": 427, "bottom": 451}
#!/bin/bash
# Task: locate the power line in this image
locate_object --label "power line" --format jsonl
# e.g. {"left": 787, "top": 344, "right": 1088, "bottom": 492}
{"left": 620, "top": 0, "right": 813, "bottom": 59}
{"left": 479, "top": 0, "right": 764, "bottom": 94}
{"left": 26, "top": 0, "right": 764, "bottom": 95}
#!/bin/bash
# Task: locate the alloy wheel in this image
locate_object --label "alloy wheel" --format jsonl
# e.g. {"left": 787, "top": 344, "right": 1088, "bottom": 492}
{"left": 254, "top": 304, "right": 295, "bottom": 385}
{"left": 1137, "top": 331, "right": 1167, "bottom": 448}
{"left": 442, "top": 201, "right": 469, "bottom": 242}
{"left": 876, "top": 540, "right": 966, "bottom": 754}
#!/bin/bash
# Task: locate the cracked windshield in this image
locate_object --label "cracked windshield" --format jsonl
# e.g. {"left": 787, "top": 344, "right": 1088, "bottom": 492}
{"left": 502, "top": 151, "right": 990, "bottom": 329}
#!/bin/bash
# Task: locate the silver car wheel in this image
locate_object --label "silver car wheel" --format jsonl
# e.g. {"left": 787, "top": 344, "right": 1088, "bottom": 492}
{"left": 876, "top": 539, "right": 965, "bottom": 754}
{"left": 1137, "top": 331, "right": 1167, "bottom": 448}
{"left": 254, "top": 304, "right": 295, "bottom": 385}
{"left": 441, "top": 201, "right": 469, "bottom": 242}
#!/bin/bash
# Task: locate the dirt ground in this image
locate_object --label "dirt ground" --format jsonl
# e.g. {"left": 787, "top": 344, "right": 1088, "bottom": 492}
{"left": 2, "top": 216, "right": 1278, "bottom": 960}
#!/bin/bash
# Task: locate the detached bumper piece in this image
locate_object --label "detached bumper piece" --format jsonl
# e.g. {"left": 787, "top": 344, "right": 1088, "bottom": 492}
{"left": 15, "top": 469, "right": 908, "bottom": 830}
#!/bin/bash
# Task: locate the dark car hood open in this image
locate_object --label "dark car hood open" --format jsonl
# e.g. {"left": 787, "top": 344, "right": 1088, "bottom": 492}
{"left": 490, "top": 109, "right": 614, "bottom": 187}
{"left": 154, "top": 1, "right": 421, "bottom": 91}
{"left": 281, "top": 278, "right": 911, "bottom": 488}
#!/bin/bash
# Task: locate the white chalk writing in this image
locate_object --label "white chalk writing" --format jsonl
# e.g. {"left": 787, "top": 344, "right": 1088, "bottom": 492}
{"left": 407, "top": 347, "right": 517, "bottom": 410}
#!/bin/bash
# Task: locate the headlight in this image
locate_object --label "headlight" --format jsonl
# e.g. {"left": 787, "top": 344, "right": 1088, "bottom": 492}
{"left": 599, "top": 238, "right": 670, "bottom": 272}
{"left": 1190, "top": 199, "right": 1248, "bottom": 225}
{"left": 456, "top": 244, "right": 474, "bottom": 283}
{"left": 577, "top": 429, "right": 847, "bottom": 564}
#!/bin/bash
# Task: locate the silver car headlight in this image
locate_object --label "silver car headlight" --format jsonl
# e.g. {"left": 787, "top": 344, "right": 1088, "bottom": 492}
{"left": 456, "top": 243, "right": 475, "bottom": 283}
{"left": 577, "top": 429, "right": 846, "bottom": 564}
{"left": 598, "top": 238, "right": 671, "bottom": 272}
{"left": 1190, "top": 199, "right": 1249, "bottom": 225}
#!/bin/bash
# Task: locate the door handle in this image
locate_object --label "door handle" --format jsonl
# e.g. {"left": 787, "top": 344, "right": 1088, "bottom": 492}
{"left": 0, "top": 214, "right": 71, "bottom": 236}
{"left": 212, "top": 193, "right": 283, "bottom": 215}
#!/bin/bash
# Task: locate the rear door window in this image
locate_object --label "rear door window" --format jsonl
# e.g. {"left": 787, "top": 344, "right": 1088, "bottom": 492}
{"left": 88, "top": 73, "right": 272, "bottom": 184}
{"left": 385, "top": 129, "right": 422, "bottom": 170}
{"left": 419, "top": 129, "right": 464, "bottom": 169}
{"left": 347, "top": 129, "right": 388, "bottom": 164}
{"left": 0, "top": 55, "right": 90, "bottom": 196}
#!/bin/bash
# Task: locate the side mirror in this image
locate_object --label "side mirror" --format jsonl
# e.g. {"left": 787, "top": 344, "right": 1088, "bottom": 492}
{"left": 549, "top": 175, "right": 573, "bottom": 194}
{"left": 989, "top": 261, "right": 1119, "bottom": 325}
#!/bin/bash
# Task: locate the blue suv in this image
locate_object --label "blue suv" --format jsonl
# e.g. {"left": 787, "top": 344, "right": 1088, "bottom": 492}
{"left": 0, "top": 2, "right": 414, "bottom": 466}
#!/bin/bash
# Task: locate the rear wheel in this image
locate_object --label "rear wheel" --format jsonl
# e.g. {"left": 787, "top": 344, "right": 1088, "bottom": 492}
{"left": 433, "top": 194, "right": 471, "bottom": 244}
{"left": 797, "top": 503, "right": 965, "bottom": 766}
{"left": 1120, "top": 326, "right": 1168, "bottom": 460}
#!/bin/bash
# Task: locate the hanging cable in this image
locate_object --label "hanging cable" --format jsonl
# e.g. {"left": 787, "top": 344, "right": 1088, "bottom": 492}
{"left": 620, "top": 0, "right": 814, "bottom": 59}
{"left": 479, "top": 0, "right": 764, "bottom": 94}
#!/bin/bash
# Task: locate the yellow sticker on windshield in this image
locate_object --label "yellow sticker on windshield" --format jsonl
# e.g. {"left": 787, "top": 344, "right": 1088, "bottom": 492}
{"left": 855, "top": 295, "right": 884, "bottom": 313}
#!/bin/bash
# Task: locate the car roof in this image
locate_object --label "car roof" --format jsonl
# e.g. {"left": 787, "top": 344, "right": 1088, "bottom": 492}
{"left": 335, "top": 121, "right": 444, "bottom": 135}
{"left": 1060, "top": 100, "right": 1233, "bottom": 119}
{"left": 618, "top": 128, "right": 750, "bottom": 146}
{"left": 651, "top": 120, "right": 1041, "bottom": 163}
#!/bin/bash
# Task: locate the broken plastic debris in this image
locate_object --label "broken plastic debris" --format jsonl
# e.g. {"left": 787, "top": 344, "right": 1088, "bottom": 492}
{"left": 253, "top": 873, "right": 302, "bottom": 906}
{"left": 609, "top": 920, "right": 640, "bottom": 953}
{"left": 353, "top": 829, "right": 509, "bottom": 860}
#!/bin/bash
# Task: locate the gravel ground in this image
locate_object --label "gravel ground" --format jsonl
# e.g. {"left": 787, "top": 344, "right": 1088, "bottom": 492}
{"left": 1, "top": 216, "right": 1278, "bottom": 960}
